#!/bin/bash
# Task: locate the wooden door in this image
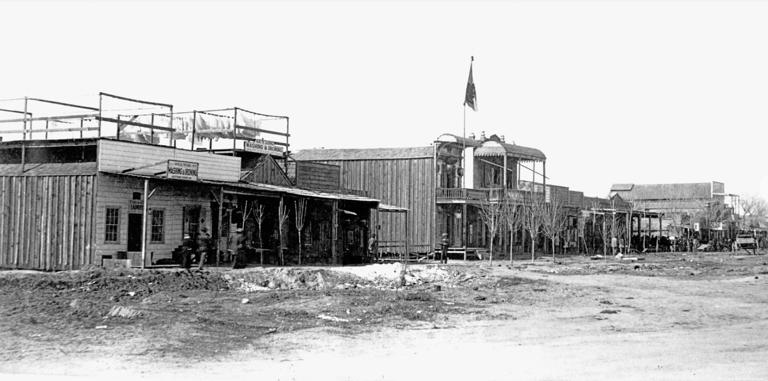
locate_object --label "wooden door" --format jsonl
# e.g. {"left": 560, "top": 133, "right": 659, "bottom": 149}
{"left": 127, "top": 213, "right": 143, "bottom": 252}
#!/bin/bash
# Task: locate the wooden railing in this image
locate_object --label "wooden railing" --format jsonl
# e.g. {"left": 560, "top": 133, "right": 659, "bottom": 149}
{"left": 436, "top": 188, "right": 489, "bottom": 201}
{"left": 437, "top": 187, "right": 534, "bottom": 203}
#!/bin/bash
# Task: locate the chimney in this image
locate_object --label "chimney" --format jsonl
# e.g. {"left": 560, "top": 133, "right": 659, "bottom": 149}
{"left": 500, "top": 135, "right": 505, "bottom": 142}
{"left": 468, "top": 132, "right": 476, "bottom": 140}
{"left": 480, "top": 131, "right": 486, "bottom": 140}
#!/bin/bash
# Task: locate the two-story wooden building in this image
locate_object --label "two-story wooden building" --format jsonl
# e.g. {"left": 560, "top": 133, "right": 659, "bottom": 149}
{"left": 0, "top": 93, "right": 380, "bottom": 270}
{"left": 295, "top": 132, "right": 650, "bottom": 258}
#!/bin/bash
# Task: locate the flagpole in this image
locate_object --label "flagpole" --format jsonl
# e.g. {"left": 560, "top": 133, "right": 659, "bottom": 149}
{"left": 462, "top": 102, "right": 466, "bottom": 188}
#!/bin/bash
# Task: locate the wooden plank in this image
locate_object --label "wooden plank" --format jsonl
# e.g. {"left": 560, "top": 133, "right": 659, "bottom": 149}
{"left": 60, "top": 176, "right": 68, "bottom": 270}
{"left": 86, "top": 176, "right": 95, "bottom": 266}
{"left": 75, "top": 176, "right": 82, "bottom": 268}
{"left": 11, "top": 177, "right": 19, "bottom": 267}
{"left": 55, "top": 176, "right": 63, "bottom": 269}
{"left": 42, "top": 177, "right": 50, "bottom": 270}
{"left": 0, "top": 177, "right": 5, "bottom": 267}
{"left": 70, "top": 176, "right": 78, "bottom": 269}
{"left": 31, "top": 178, "right": 39, "bottom": 269}
{"left": 69, "top": 176, "right": 75, "bottom": 269}
{"left": 80, "top": 176, "right": 87, "bottom": 267}
{"left": 18, "top": 177, "right": 26, "bottom": 268}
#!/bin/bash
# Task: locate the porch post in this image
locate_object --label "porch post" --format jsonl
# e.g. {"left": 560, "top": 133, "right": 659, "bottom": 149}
{"left": 404, "top": 211, "right": 409, "bottom": 264}
{"left": 141, "top": 179, "right": 149, "bottom": 269}
{"left": 503, "top": 155, "right": 508, "bottom": 189}
{"left": 463, "top": 203, "right": 468, "bottom": 249}
{"left": 657, "top": 214, "right": 662, "bottom": 252}
{"left": 542, "top": 161, "right": 547, "bottom": 201}
{"left": 626, "top": 212, "right": 631, "bottom": 252}
{"left": 216, "top": 186, "right": 223, "bottom": 267}
{"left": 331, "top": 200, "right": 339, "bottom": 265}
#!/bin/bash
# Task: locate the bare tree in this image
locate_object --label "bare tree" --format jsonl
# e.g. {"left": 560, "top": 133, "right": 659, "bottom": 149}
{"left": 255, "top": 204, "right": 265, "bottom": 248}
{"left": 540, "top": 195, "right": 568, "bottom": 261}
{"left": 479, "top": 199, "right": 503, "bottom": 265}
{"left": 294, "top": 198, "right": 308, "bottom": 265}
{"left": 523, "top": 193, "right": 544, "bottom": 262}
{"left": 741, "top": 195, "right": 768, "bottom": 229}
{"left": 502, "top": 199, "right": 523, "bottom": 264}
{"left": 278, "top": 197, "right": 289, "bottom": 265}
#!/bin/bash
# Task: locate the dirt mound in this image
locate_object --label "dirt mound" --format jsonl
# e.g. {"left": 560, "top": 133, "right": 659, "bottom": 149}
{"left": 226, "top": 267, "right": 371, "bottom": 291}
{"left": 226, "top": 264, "right": 471, "bottom": 292}
{"left": 0, "top": 267, "right": 229, "bottom": 296}
{"left": 0, "top": 268, "right": 230, "bottom": 327}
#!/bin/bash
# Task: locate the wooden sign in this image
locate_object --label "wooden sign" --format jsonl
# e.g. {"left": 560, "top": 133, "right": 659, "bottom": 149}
{"left": 167, "top": 160, "right": 199, "bottom": 181}
{"left": 244, "top": 139, "right": 284, "bottom": 155}
{"left": 130, "top": 200, "right": 143, "bottom": 210}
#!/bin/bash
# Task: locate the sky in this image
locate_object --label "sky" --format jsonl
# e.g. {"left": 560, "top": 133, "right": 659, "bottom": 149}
{"left": 1, "top": 0, "right": 767, "bottom": 202}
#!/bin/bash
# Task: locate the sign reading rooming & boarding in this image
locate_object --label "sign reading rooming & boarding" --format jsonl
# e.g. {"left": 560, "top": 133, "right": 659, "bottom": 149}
{"left": 167, "top": 160, "right": 199, "bottom": 181}
{"left": 244, "top": 139, "right": 284, "bottom": 155}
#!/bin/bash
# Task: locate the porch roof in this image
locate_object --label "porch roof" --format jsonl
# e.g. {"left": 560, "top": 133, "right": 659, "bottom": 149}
{"left": 100, "top": 171, "right": 381, "bottom": 206}
{"left": 473, "top": 140, "right": 546, "bottom": 161}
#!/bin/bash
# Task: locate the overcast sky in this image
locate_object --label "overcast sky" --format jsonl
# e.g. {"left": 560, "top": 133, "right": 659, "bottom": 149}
{"left": 1, "top": 0, "right": 767, "bottom": 202}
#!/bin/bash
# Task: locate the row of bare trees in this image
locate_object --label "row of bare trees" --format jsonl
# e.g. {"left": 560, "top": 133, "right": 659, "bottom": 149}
{"left": 478, "top": 193, "right": 570, "bottom": 265}
{"left": 241, "top": 197, "right": 308, "bottom": 266}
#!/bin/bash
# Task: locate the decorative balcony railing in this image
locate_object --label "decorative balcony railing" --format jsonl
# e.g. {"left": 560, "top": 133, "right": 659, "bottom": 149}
{"left": 436, "top": 187, "right": 533, "bottom": 203}
{"left": 436, "top": 188, "right": 489, "bottom": 201}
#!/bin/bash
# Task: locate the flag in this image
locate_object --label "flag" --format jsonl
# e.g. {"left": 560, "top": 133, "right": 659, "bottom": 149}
{"left": 464, "top": 57, "right": 477, "bottom": 111}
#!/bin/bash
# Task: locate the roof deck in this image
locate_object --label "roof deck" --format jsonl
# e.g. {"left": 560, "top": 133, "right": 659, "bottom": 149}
{"left": 0, "top": 92, "right": 290, "bottom": 157}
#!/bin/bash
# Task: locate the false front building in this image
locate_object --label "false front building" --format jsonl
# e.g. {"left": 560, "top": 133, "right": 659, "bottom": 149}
{"left": 0, "top": 93, "right": 380, "bottom": 270}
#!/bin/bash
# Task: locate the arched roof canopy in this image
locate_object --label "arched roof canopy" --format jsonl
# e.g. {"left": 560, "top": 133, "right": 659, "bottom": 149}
{"left": 474, "top": 137, "right": 546, "bottom": 161}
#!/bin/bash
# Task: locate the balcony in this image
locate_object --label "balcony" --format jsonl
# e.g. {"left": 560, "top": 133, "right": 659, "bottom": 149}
{"left": 436, "top": 187, "right": 533, "bottom": 204}
{"left": 436, "top": 188, "right": 488, "bottom": 203}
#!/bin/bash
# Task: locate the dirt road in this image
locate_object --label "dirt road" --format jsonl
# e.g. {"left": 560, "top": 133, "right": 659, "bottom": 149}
{"left": 1, "top": 253, "right": 767, "bottom": 380}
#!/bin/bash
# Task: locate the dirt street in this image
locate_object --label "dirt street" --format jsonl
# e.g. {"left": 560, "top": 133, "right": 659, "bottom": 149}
{"left": 1, "top": 252, "right": 767, "bottom": 380}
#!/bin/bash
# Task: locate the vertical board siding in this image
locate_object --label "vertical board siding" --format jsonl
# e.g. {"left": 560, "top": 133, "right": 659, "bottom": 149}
{"left": 303, "top": 158, "right": 434, "bottom": 251}
{"left": 0, "top": 175, "right": 96, "bottom": 270}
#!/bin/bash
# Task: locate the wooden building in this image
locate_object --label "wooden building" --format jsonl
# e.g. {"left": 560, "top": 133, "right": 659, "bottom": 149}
{"left": 295, "top": 133, "right": 650, "bottom": 258}
{"left": 292, "top": 146, "right": 435, "bottom": 255}
{"left": 0, "top": 94, "right": 380, "bottom": 270}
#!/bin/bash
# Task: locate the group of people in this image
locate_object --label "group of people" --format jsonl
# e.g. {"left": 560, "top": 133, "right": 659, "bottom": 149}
{"left": 181, "top": 227, "right": 213, "bottom": 271}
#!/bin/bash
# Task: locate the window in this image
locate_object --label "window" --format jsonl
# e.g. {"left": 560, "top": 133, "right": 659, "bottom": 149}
{"left": 151, "top": 209, "right": 165, "bottom": 243}
{"left": 105, "top": 208, "right": 120, "bottom": 242}
{"left": 133, "top": 192, "right": 142, "bottom": 200}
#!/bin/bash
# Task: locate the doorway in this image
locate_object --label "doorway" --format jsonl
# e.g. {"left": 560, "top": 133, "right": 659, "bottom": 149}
{"left": 127, "top": 213, "right": 143, "bottom": 252}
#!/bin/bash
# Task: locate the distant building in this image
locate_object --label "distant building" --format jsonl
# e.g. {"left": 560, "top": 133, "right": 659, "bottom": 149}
{"left": 609, "top": 182, "right": 737, "bottom": 239}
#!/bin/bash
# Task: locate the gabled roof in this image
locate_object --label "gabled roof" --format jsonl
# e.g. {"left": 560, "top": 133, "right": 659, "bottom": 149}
{"left": 473, "top": 140, "right": 546, "bottom": 161}
{"left": 293, "top": 147, "right": 433, "bottom": 161}
{"left": 611, "top": 182, "right": 713, "bottom": 200}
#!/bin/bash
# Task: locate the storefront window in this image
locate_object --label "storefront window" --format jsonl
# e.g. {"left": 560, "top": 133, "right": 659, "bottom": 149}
{"left": 151, "top": 209, "right": 165, "bottom": 243}
{"left": 105, "top": 207, "right": 120, "bottom": 242}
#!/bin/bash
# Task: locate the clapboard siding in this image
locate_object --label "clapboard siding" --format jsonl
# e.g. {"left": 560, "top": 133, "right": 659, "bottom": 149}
{"left": 94, "top": 173, "right": 213, "bottom": 265}
{"left": 301, "top": 158, "right": 435, "bottom": 251}
{"left": 98, "top": 139, "right": 241, "bottom": 182}
{"left": 0, "top": 175, "right": 96, "bottom": 270}
{"left": 296, "top": 162, "right": 340, "bottom": 192}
